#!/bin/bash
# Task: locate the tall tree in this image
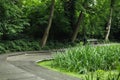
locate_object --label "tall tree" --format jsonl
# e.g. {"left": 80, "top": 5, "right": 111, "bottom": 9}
{"left": 71, "top": 11, "right": 84, "bottom": 42}
{"left": 71, "top": 0, "right": 102, "bottom": 42}
{"left": 41, "top": 0, "right": 55, "bottom": 48}
{"left": 105, "top": 0, "right": 114, "bottom": 41}
{"left": 71, "top": 0, "right": 88, "bottom": 43}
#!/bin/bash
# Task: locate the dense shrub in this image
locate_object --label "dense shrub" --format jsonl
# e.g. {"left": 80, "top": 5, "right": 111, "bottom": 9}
{"left": 0, "top": 39, "right": 72, "bottom": 54}
{"left": 0, "top": 39, "right": 41, "bottom": 54}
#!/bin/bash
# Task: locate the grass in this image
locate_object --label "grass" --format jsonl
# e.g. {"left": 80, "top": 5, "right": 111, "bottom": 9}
{"left": 38, "top": 61, "right": 86, "bottom": 78}
{"left": 37, "top": 44, "right": 120, "bottom": 80}
{"left": 52, "top": 44, "right": 120, "bottom": 73}
{"left": 38, "top": 60, "right": 120, "bottom": 80}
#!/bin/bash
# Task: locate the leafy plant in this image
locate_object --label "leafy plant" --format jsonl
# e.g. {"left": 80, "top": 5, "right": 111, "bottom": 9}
{"left": 52, "top": 45, "right": 120, "bottom": 73}
{"left": 85, "top": 70, "right": 120, "bottom": 80}
{"left": 0, "top": 39, "right": 41, "bottom": 54}
{"left": 0, "top": 0, "right": 28, "bottom": 40}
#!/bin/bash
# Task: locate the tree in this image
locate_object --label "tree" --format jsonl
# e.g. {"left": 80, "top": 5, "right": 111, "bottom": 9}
{"left": 41, "top": 0, "right": 55, "bottom": 48}
{"left": 105, "top": 0, "right": 115, "bottom": 41}
{"left": 71, "top": 11, "right": 84, "bottom": 42}
{"left": 71, "top": 0, "right": 88, "bottom": 43}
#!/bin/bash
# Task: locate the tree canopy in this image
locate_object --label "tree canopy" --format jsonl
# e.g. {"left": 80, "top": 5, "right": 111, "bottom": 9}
{"left": 0, "top": 0, "right": 120, "bottom": 47}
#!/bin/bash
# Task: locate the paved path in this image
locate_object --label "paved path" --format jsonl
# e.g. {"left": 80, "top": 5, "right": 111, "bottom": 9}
{"left": 0, "top": 52, "right": 80, "bottom": 80}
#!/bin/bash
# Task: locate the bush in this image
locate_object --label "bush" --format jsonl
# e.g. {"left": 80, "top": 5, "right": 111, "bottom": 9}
{"left": 0, "top": 39, "right": 41, "bottom": 54}
{"left": 0, "top": 39, "right": 72, "bottom": 54}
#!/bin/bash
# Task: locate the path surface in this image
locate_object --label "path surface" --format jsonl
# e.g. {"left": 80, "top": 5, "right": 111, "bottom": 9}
{"left": 0, "top": 52, "right": 80, "bottom": 80}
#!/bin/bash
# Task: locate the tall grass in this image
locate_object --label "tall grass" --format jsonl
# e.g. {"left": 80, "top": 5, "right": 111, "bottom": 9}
{"left": 52, "top": 45, "right": 120, "bottom": 74}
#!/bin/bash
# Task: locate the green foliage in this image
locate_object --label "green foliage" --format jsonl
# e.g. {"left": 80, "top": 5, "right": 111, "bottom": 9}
{"left": 22, "top": 0, "right": 50, "bottom": 38}
{"left": 22, "top": 0, "right": 120, "bottom": 41}
{"left": 0, "top": 39, "right": 73, "bottom": 54}
{"left": 111, "top": 0, "right": 120, "bottom": 40}
{"left": 0, "top": 43, "right": 6, "bottom": 53}
{"left": 0, "top": 40, "right": 41, "bottom": 54}
{"left": 45, "top": 40, "right": 71, "bottom": 49}
{"left": 0, "top": 0, "right": 120, "bottom": 53}
{"left": 85, "top": 70, "right": 120, "bottom": 80}
{"left": 81, "top": 0, "right": 110, "bottom": 39}
{"left": 22, "top": 0, "right": 71, "bottom": 39}
{"left": 0, "top": 0, "right": 28, "bottom": 40}
{"left": 52, "top": 45, "right": 120, "bottom": 73}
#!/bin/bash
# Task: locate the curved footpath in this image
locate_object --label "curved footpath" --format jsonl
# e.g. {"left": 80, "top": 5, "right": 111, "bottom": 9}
{"left": 0, "top": 51, "right": 80, "bottom": 80}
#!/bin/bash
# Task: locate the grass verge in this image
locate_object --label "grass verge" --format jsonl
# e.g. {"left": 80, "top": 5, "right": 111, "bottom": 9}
{"left": 37, "top": 60, "right": 120, "bottom": 80}
{"left": 37, "top": 60, "right": 88, "bottom": 79}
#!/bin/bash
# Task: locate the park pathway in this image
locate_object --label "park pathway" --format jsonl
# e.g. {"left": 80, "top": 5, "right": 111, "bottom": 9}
{"left": 0, "top": 51, "right": 80, "bottom": 80}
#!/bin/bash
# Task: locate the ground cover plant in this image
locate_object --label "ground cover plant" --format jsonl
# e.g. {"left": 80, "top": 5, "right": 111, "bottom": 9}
{"left": 0, "top": 39, "right": 72, "bottom": 54}
{"left": 0, "top": 39, "right": 41, "bottom": 53}
{"left": 52, "top": 44, "right": 120, "bottom": 74}
{"left": 85, "top": 70, "right": 120, "bottom": 80}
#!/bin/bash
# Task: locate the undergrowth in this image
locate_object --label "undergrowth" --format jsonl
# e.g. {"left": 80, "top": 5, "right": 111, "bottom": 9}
{"left": 0, "top": 39, "right": 71, "bottom": 54}
{"left": 0, "top": 39, "right": 41, "bottom": 54}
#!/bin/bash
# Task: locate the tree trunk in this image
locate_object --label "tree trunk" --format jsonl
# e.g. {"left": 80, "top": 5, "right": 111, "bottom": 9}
{"left": 41, "top": 0, "right": 55, "bottom": 48}
{"left": 71, "top": 11, "right": 84, "bottom": 43}
{"left": 105, "top": 8, "right": 113, "bottom": 41}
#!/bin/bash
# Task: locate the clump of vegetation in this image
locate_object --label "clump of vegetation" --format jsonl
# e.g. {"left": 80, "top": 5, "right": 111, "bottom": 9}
{"left": 52, "top": 45, "right": 120, "bottom": 74}
{"left": 0, "top": 39, "right": 72, "bottom": 54}
{"left": 85, "top": 70, "right": 120, "bottom": 80}
{"left": 0, "top": 39, "right": 41, "bottom": 54}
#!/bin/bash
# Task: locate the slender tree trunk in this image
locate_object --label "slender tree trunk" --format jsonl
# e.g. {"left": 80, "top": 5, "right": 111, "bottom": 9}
{"left": 105, "top": 8, "right": 113, "bottom": 41}
{"left": 71, "top": 11, "right": 84, "bottom": 43}
{"left": 41, "top": 0, "right": 55, "bottom": 48}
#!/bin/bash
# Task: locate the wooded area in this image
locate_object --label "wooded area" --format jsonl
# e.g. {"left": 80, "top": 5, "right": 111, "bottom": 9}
{"left": 0, "top": 0, "right": 120, "bottom": 53}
